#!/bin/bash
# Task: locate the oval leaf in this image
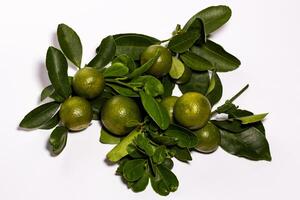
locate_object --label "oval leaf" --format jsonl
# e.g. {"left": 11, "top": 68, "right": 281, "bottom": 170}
{"left": 164, "top": 124, "right": 198, "bottom": 148}
{"left": 100, "top": 128, "right": 121, "bottom": 144}
{"left": 57, "top": 24, "right": 82, "bottom": 67}
{"left": 113, "top": 33, "right": 160, "bottom": 60}
{"left": 112, "top": 54, "right": 136, "bottom": 72}
{"left": 139, "top": 91, "right": 170, "bottom": 130}
{"left": 179, "top": 70, "right": 210, "bottom": 95}
{"left": 169, "top": 57, "right": 185, "bottom": 79}
{"left": 89, "top": 35, "right": 116, "bottom": 69}
{"left": 123, "top": 159, "right": 146, "bottom": 182}
{"left": 20, "top": 102, "right": 60, "bottom": 129}
{"left": 103, "top": 63, "right": 129, "bottom": 77}
{"left": 46, "top": 47, "right": 71, "bottom": 99}
{"left": 220, "top": 127, "right": 271, "bottom": 161}
{"left": 161, "top": 76, "right": 175, "bottom": 98}
{"left": 191, "top": 40, "right": 241, "bottom": 72}
{"left": 49, "top": 126, "right": 68, "bottom": 155}
{"left": 131, "top": 173, "right": 149, "bottom": 193}
{"left": 180, "top": 51, "right": 214, "bottom": 71}
{"left": 168, "top": 31, "right": 199, "bottom": 53}
{"left": 131, "top": 75, "right": 164, "bottom": 97}
{"left": 206, "top": 72, "right": 223, "bottom": 106}
{"left": 185, "top": 17, "right": 206, "bottom": 45}
{"left": 183, "top": 5, "right": 232, "bottom": 34}
{"left": 106, "top": 83, "right": 139, "bottom": 97}
{"left": 39, "top": 113, "right": 60, "bottom": 130}
{"left": 156, "top": 165, "right": 179, "bottom": 192}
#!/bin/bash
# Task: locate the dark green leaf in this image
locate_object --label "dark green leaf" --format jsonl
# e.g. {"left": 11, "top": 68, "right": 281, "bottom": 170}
{"left": 179, "top": 70, "right": 210, "bottom": 94}
{"left": 156, "top": 165, "right": 179, "bottom": 192}
{"left": 161, "top": 158, "right": 174, "bottom": 170}
{"left": 49, "top": 126, "right": 68, "bottom": 155}
{"left": 126, "top": 51, "right": 160, "bottom": 79}
{"left": 150, "top": 174, "right": 170, "bottom": 196}
{"left": 127, "top": 144, "right": 146, "bottom": 158}
{"left": 100, "top": 128, "right": 121, "bottom": 144}
{"left": 161, "top": 76, "right": 175, "bottom": 98}
{"left": 169, "top": 57, "right": 185, "bottom": 79}
{"left": 206, "top": 72, "right": 223, "bottom": 106}
{"left": 131, "top": 75, "right": 164, "bottom": 97}
{"left": 90, "top": 89, "right": 113, "bottom": 119}
{"left": 211, "top": 119, "right": 249, "bottom": 133}
{"left": 185, "top": 17, "right": 206, "bottom": 45}
{"left": 139, "top": 91, "right": 170, "bottom": 130}
{"left": 57, "top": 24, "right": 82, "bottom": 67}
{"left": 135, "top": 134, "right": 156, "bottom": 156}
{"left": 168, "top": 31, "right": 199, "bottom": 53}
{"left": 153, "top": 146, "right": 167, "bottom": 164}
{"left": 220, "top": 127, "right": 271, "bottom": 161}
{"left": 116, "top": 158, "right": 129, "bottom": 175}
{"left": 103, "top": 63, "right": 129, "bottom": 77}
{"left": 112, "top": 54, "right": 136, "bottom": 72}
{"left": 149, "top": 132, "right": 178, "bottom": 146}
{"left": 191, "top": 40, "right": 240, "bottom": 72}
{"left": 41, "top": 85, "right": 65, "bottom": 102}
{"left": 180, "top": 51, "right": 214, "bottom": 71}
{"left": 172, "top": 146, "right": 192, "bottom": 162}
{"left": 46, "top": 47, "right": 71, "bottom": 99}
{"left": 183, "top": 5, "right": 232, "bottom": 34}
{"left": 20, "top": 102, "right": 60, "bottom": 129}
{"left": 131, "top": 173, "right": 149, "bottom": 193}
{"left": 113, "top": 33, "right": 160, "bottom": 60}
{"left": 216, "top": 101, "right": 238, "bottom": 115}
{"left": 164, "top": 124, "right": 198, "bottom": 148}
{"left": 106, "top": 83, "right": 139, "bottom": 97}
{"left": 39, "top": 113, "right": 60, "bottom": 130}
{"left": 89, "top": 35, "right": 116, "bottom": 69}
{"left": 123, "top": 159, "right": 146, "bottom": 182}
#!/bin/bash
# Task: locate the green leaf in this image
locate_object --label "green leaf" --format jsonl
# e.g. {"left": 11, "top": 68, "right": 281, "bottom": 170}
{"left": 236, "top": 113, "right": 268, "bottom": 125}
{"left": 183, "top": 5, "right": 232, "bottom": 34}
{"left": 179, "top": 70, "right": 210, "bottom": 94}
{"left": 161, "top": 158, "right": 174, "bottom": 170}
{"left": 89, "top": 35, "right": 116, "bottom": 69}
{"left": 103, "top": 63, "right": 129, "bottom": 77}
{"left": 216, "top": 101, "right": 238, "bottom": 115}
{"left": 126, "top": 51, "right": 160, "bottom": 79}
{"left": 107, "top": 128, "right": 142, "bottom": 162}
{"left": 135, "top": 134, "right": 156, "bottom": 156}
{"left": 206, "top": 72, "right": 223, "bottom": 106}
{"left": 46, "top": 47, "right": 71, "bottom": 99}
{"left": 180, "top": 51, "right": 214, "bottom": 71}
{"left": 127, "top": 144, "right": 146, "bottom": 158}
{"left": 40, "top": 85, "right": 65, "bottom": 102}
{"left": 131, "top": 75, "right": 164, "bottom": 97}
{"left": 185, "top": 17, "right": 206, "bottom": 45}
{"left": 220, "top": 127, "right": 272, "bottom": 161}
{"left": 112, "top": 54, "right": 136, "bottom": 72}
{"left": 20, "top": 102, "right": 60, "bottom": 129}
{"left": 164, "top": 124, "right": 198, "bottom": 148}
{"left": 57, "top": 24, "right": 82, "bottom": 67}
{"left": 168, "top": 31, "right": 199, "bottom": 53}
{"left": 149, "top": 132, "right": 178, "bottom": 146}
{"left": 211, "top": 119, "right": 249, "bottom": 133}
{"left": 169, "top": 57, "right": 185, "bottom": 79}
{"left": 100, "top": 128, "right": 121, "bottom": 144}
{"left": 131, "top": 173, "right": 149, "bottom": 192}
{"left": 139, "top": 91, "right": 170, "bottom": 130}
{"left": 191, "top": 40, "right": 241, "bottom": 72}
{"left": 49, "top": 126, "right": 68, "bottom": 155}
{"left": 90, "top": 89, "right": 113, "bottom": 119}
{"left": 150, "top": 174, "right": 170, "bottom": 196}
{"left": 39, "top": 113, "right": 60, "bottom": 130}
{"left": 106, "top": 83, "right": 139, "bottom": 97}
{"left": 161, "top": 76, "right": 175, "bottom": 98}
{"left": 123, "top": 159, "right": 146, "bottom": 182}
{"left": 113, "top": 33, "right": 160, "bottom": 60}
{"left": 172, "top": 146, "right": 192, "bottom": 162}
{"left": 153, "top": 146, "right": 167, "bottom": 164}
{"left": 155, "top": 165, "right": 179, "bottom": 192}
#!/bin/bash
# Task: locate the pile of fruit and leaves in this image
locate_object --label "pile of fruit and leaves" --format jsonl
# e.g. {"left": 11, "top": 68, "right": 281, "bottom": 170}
{"left": 19, "top": 5, "right": 271, "bottom": 196}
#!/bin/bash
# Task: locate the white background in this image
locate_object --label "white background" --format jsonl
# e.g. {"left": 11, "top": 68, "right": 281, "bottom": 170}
{"left": 1, "top": 0, "right": 299, "bottom": 199}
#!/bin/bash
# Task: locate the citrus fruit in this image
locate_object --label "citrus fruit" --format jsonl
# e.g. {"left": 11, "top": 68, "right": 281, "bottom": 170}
{"left": 161, "top": 96, "right": 178, "bottom": 123}
{"left": 59, "top": 96, "right": 93, "bottom": 131}
{"left": 140, "top": 45, "right": 172, "bottom": 77}
{"left": 175, "top": 66, "right": 192, "bottom": 84}
{"left": 72, "top": 67, "right": 105, "bottom": 99}
{"left": 174, "top": 92, "right": 211, "bottom": 130}
{"left": 194, "top": 122, "right": 220, "bottom": 153}
{"left": 101, "top": 96, "right": 142, "bottom": 136}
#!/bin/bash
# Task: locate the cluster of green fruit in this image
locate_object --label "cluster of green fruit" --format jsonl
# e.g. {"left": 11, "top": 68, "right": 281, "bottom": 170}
{"left": 19, "top": 5, "right": 271, "bottom": 196}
